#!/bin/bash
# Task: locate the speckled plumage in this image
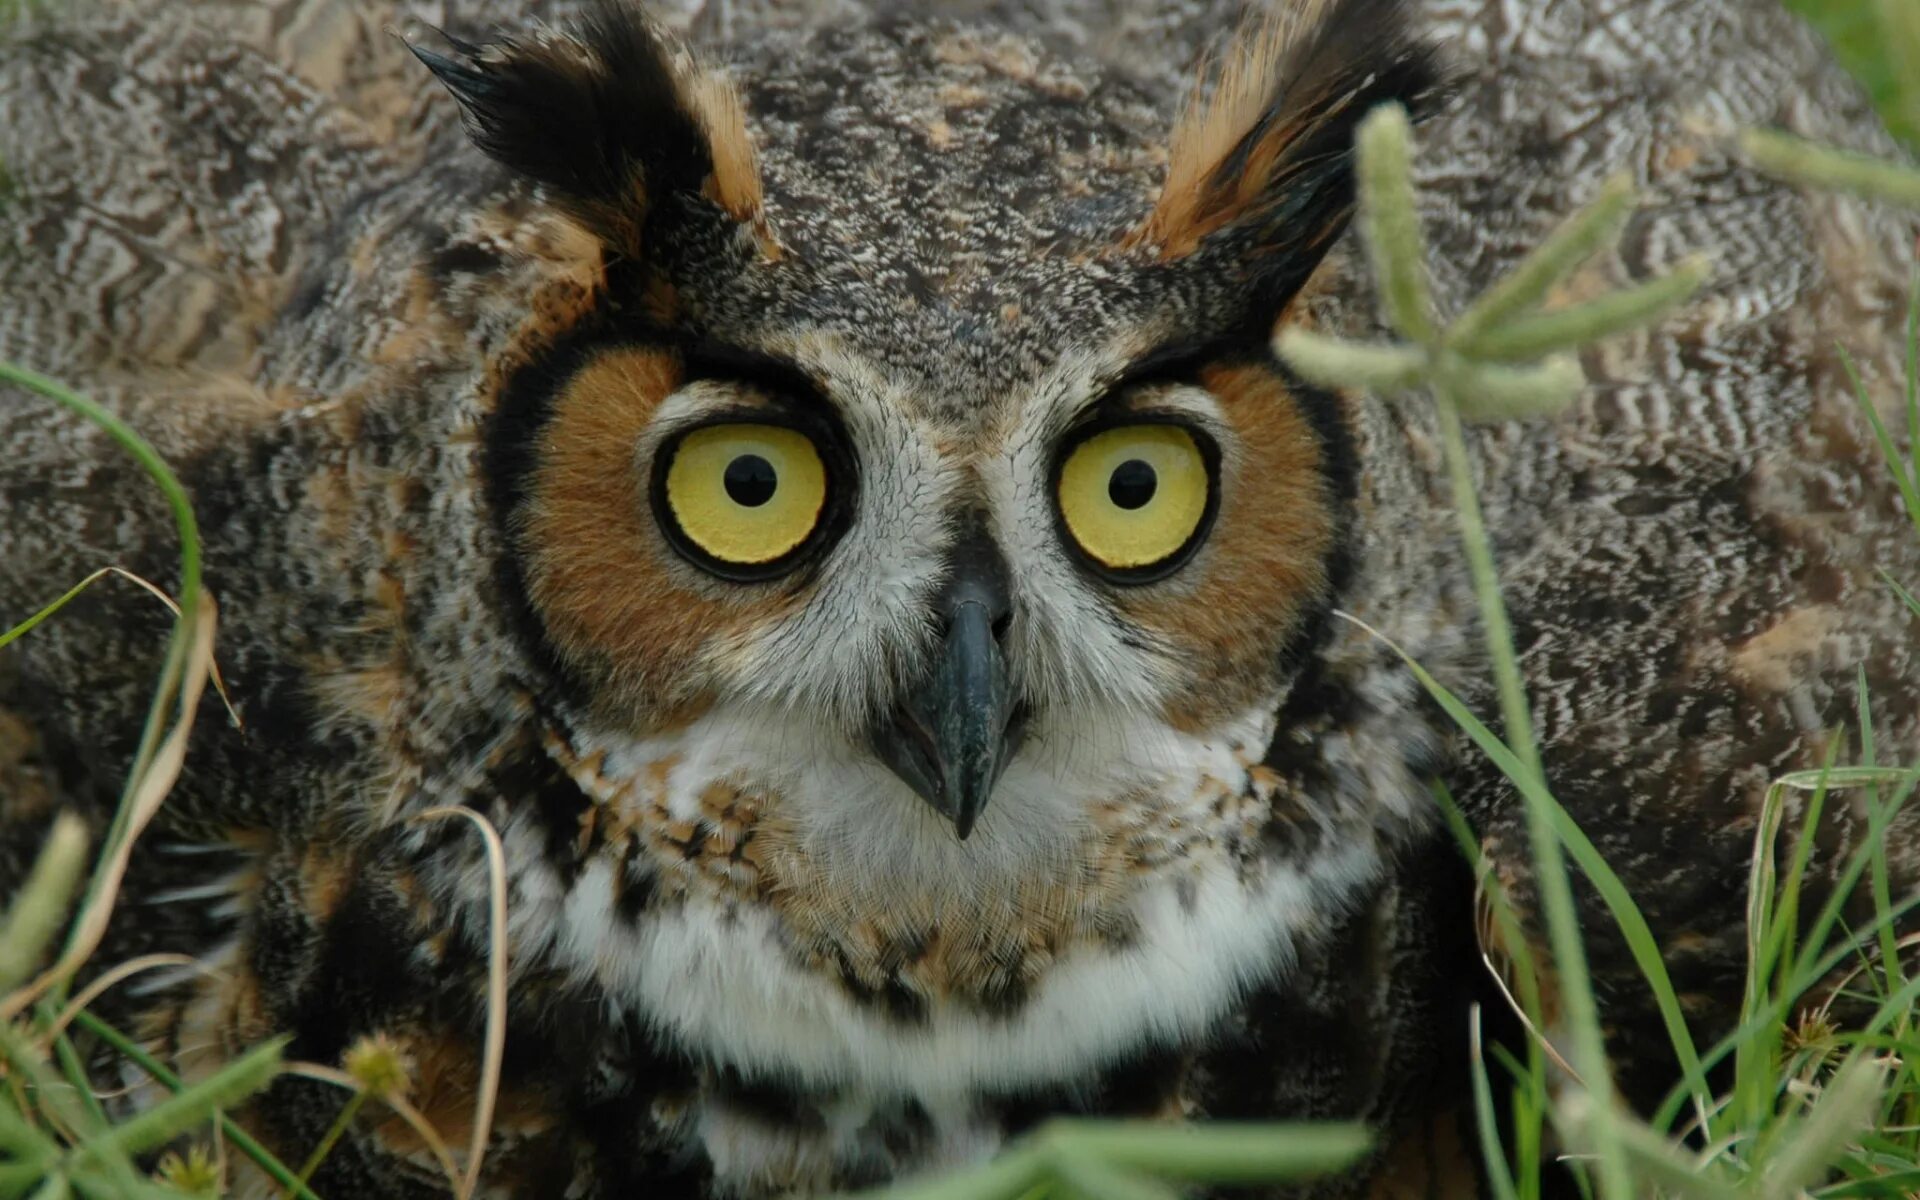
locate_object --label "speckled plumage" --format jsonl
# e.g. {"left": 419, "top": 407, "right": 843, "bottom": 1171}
{"left": 1, "top": 0, "right": 1917, "bottom": 1197}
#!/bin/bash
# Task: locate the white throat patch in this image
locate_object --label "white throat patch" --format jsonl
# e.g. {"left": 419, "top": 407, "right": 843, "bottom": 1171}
{"left": 531, "top": 700, "right": 1388, "bottom": 1102}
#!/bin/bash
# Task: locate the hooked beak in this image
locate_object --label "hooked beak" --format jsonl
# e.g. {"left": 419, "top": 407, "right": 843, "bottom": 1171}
{"left": 869, "top": 524, "right": 1025, "bottom": 840}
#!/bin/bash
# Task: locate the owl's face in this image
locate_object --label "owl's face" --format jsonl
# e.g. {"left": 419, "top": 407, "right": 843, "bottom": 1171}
{"left": 420, "top": 0, "right": 1437, "bottom": 1087}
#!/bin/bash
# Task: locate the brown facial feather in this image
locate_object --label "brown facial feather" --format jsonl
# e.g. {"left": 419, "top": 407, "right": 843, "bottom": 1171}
{"left": 517, "top": 346, "right": 797, "bottom": 726}
{"left": 1121, "top": 363, "right": 1338, "bottom": 731}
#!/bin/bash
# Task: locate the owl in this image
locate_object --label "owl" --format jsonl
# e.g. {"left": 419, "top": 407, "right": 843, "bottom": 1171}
{"left": 2, "top": 0, "right": 1918, "bottom": 1196}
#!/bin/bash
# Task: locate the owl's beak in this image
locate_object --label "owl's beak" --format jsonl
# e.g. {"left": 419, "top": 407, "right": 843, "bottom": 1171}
{"left": 870, "top": 526, "right": 1025, "bottom": 841}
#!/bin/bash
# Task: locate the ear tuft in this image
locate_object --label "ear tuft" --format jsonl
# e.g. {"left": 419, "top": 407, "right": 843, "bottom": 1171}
{"left": 1125, "top": 0, "right": 1444, "bottom": 265}
{"left": 411, "top": 1, "right": 767, "bottom": 257}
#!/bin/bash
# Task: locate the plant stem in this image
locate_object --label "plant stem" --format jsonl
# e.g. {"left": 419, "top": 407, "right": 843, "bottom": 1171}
{"left": 293, "top": 1090, "right": 367, "bottom": 1193}
{"left": 1429, "top": 376, "right": 1631, "bottom": 1200}
{"left": 71, "top": 1012, "right": 322, "bottom": 1200}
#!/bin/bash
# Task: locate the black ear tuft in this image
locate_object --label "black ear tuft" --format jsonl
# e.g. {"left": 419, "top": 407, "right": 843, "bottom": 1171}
{"left": 411, "top": 1, "right": 735, "bottom": 253}
{"left": 1128, "top": 0, "right": 1447, "bottom": 298}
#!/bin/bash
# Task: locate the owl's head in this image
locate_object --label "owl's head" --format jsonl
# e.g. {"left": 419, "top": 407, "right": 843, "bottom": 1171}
{"left": 416, "top": 0, "right": 1437, "bottom": 876}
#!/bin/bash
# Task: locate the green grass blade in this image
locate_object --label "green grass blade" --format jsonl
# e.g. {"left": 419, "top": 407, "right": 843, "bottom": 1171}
{"left": 1603, "top": 1118, "right": 1741, "bottom": 1200}
{"left": 40, "top": 1007, "right": 109, "bottom": 1132}
{"left": 1770, "top": 753, "right": 1838, "bottom": 1001}
{"left": 1468, "top": 1008, "right": 1524, "bottom": 1200}
{"left": 1839, "top": 342, "right": 1920, "bottom": 543}
{"left": 1438, "top": 790, "right": 1549, "bottom": 1200}
{"left": 79, "top": 1038, "right": 284, "bottom": 1161}
{"left": 70, "top": 1013, "right": 322, "bottom": 1200}
{"left": 0, "top": 815, "right": 88, "bottom": 993}
{"left": 0, "top": 363, "right": 199, "bottom": 636}
{"left": 1738, "top": 751, "right": 1835, "bottom": 1135}
{"left": 1044, "top": 1150, "right": 1181, "bottom": 1200}
{"left": 1902, "top": 269, "right": 1917, "bottom": 486}
{"left": 1820, "top": 1169, "right": 1920, "bottom": 1198}
{"left": 0, "top": 1095, "right": 59, "bottom": 1162}
{"left": 1788, "top": 775, "right": 1919, "bottom": 998}
{"left": 1762, "top": 1054, "right": 1888, "bottom": 1196}
{"left": 1770, "top": 766, "right": 1917, "bottom": 791}
{"left": 1856, "top": 679, "right": 1907, "bottom": 1022}
{"left": 0, "top": 361, "right": 207, "bottom": 1009}
{"left": 1358, "top": 622, "right": 1713, "bottom": 1129}
{"left": 1, "top": 1165, "right": 59, "bottom": 1200}
{"left": 1041, "top": 1121, "right": 1372, "bottom": 1182}
{"left": 0, "top": 569, "right": 115, "bottom": 652}
{"left": 293, "top": 1090, "right": 367, "bottom": 1190}
{"left": 0, "top": 1019, "right": 92, "bottom": 1145}
{"left": 66, "top": 1171, "right": 179, "bottom": 1200}
{"left": 1879, "top": 568, "right": 1920, "bottom": 620}
{"left": 847, "top": 1147, "right": 1044, "bottom": 1200}
{"left": 1420, "top": 315, "right": 1633, "bottom": 1195}
{"left": 1651, "top": 891, "right": 1920, "bottom": 1131}
{"left": 1861, "top": 973, "right": 1920, "bottom": 1041}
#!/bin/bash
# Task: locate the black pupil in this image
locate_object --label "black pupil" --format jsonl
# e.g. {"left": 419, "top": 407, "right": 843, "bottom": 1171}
{"left": 1108, "top": 459, "right": 1157, "bottom": 510}
{"left": 724, "top": 454, "right": 778, "bottom": 507}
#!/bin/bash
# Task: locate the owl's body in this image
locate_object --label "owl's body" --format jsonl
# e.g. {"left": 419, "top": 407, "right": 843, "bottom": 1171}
{"left": 2, "top": 0, "right": 1917, "bottom": 1196}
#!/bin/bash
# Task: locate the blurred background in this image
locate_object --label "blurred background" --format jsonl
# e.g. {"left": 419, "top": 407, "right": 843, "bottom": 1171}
{"left": 1789, "top": 0, "right": 1920, "bottom": 147}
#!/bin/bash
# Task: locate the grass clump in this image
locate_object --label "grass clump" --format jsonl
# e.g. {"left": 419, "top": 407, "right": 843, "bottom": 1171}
{"left": 1289, "top": 93, "right": 1920, "bottom": 1199}
{"left": 0, "top": 365, "right": 314, "bottom": 1198}
{"left": 1272, "top": 99, "right": 1920, "bottom": 1200}
{"left": 1283, "top": 106, "right": 1708, "bottom": 1200}
{"left": 0, "top": 361, "right": 513, "bottom": 1197}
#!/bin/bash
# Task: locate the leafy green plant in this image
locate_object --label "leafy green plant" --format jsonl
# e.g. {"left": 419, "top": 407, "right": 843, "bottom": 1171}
{"left": 0, "top": 364, "right": 321, "bottom": 1197}
{"left": 853, "top": 1122, "right": 1374, "bottom": 1200}
{"left": 0, "top": 361, "right": 513, "bottom": 1199}
{"left": 1282, "top": 103, "right": 1709, "bottom": 1200}
{"left": 1284, "top": 101, "right": 1920, "bottom": 1200}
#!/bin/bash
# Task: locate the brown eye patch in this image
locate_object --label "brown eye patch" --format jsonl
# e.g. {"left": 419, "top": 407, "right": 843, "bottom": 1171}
{"left": 1111, "top": 361, "right": 1342, "bottom": 730}
{"left": 515, "top": 345, "right": 798, "bottom": 723}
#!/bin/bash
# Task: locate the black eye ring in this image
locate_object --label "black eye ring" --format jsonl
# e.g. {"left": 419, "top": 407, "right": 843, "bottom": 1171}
{"left": 649, "top": 407, "right": 858, "bottom": 584}
{"left": 1048, "top": 413, "right": 1221, "bottom": 586}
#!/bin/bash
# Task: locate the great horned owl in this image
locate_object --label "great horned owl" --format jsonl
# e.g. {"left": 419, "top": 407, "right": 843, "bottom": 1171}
{"left": 2, "top": 0, "right": 1917, "bottom": 1195}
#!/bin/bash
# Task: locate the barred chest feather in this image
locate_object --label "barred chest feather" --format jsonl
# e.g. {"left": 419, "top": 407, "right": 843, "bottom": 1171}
{"left": 437, "top": 676, "right": 1441, "bottom": 1194}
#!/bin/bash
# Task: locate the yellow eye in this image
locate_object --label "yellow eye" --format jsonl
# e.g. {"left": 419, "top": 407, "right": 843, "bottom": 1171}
{"left": 660, "top": 423, "right": 829, "bottom": 575}
{"left": 1056, "top": 424, "right": 1213, "bottom": 577}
